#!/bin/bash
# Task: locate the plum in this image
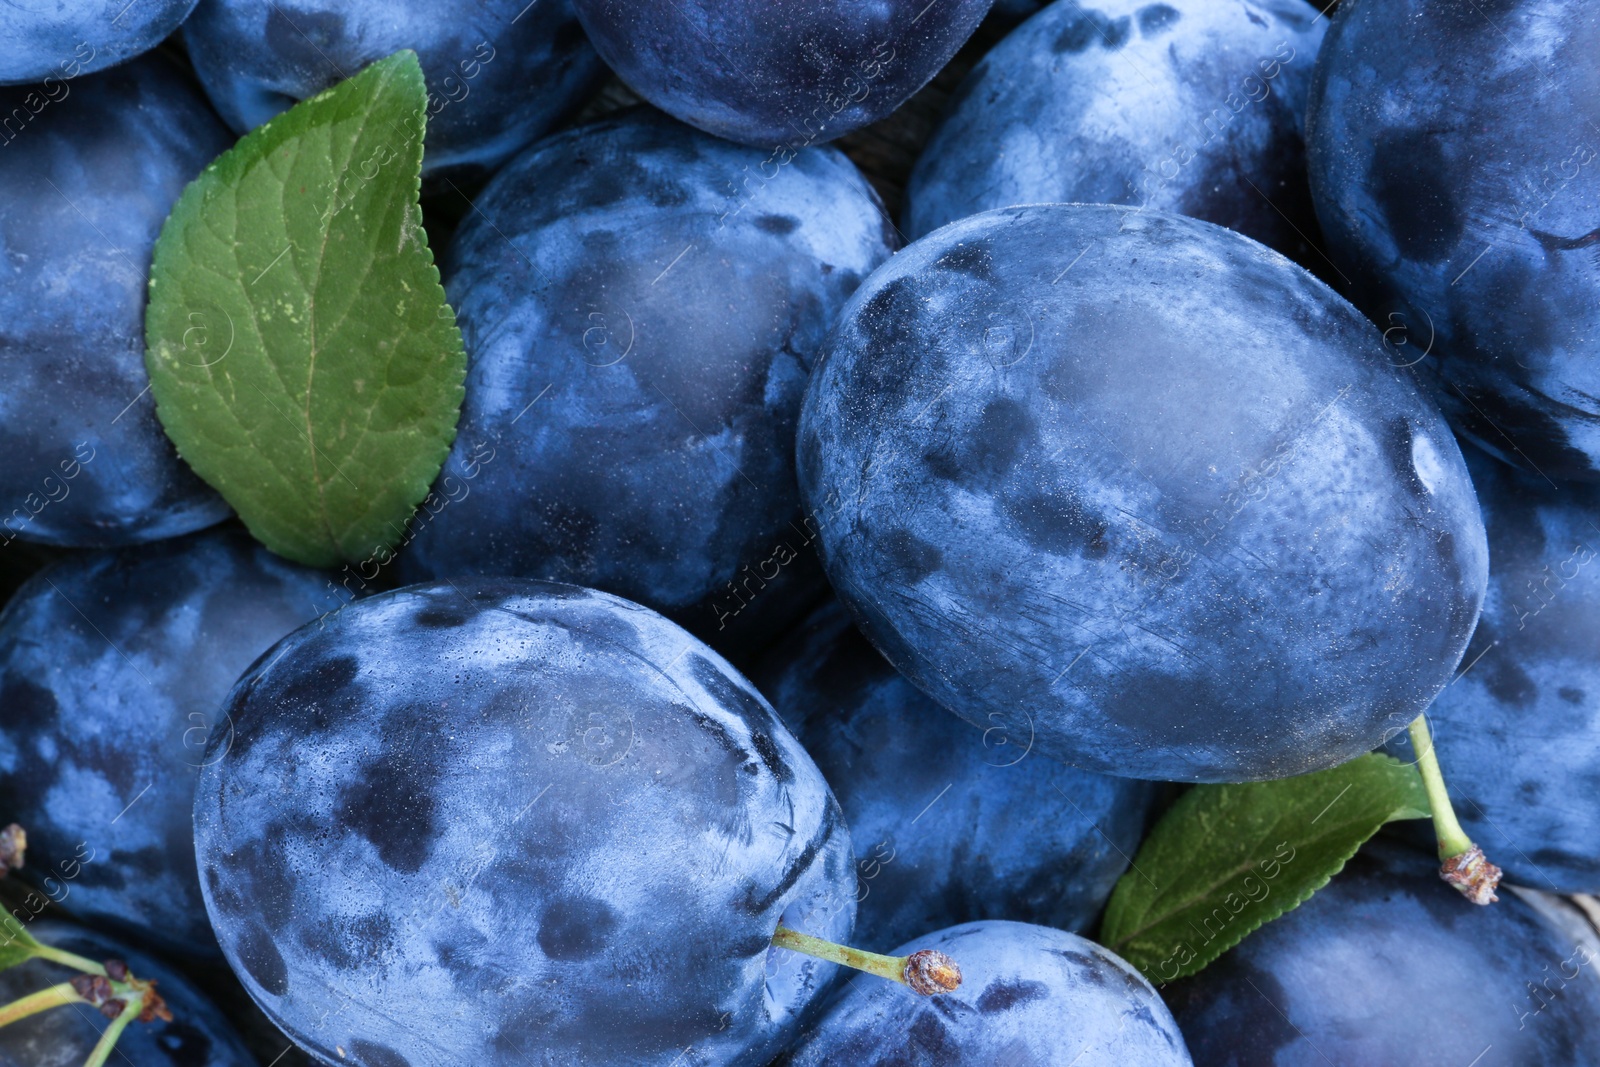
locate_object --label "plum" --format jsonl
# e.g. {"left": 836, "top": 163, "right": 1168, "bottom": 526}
{"left": 1164, "top": 839, "right": 1600, "bottom": 1064}
{"left": 0, "top": 529, "right": 334, "bottom": 957}
{"left": 797, "top": 204, "right": 1488, "bottom": 782}
{"left": 1384, "top": 444, "right": 1600, "bottom": 893}
{"left": 1307, "top": 0, "right": 1600, "bottom": 481}
{"left": 570, "top": 0, "right": 994, "bottom": 146}
{"left": 0, "top": 920, "right": 254, "bottom": 1067}
{"left": 906, "top": 0, "right": 1327, "bottom": 262}
{"left": 182, "top": 0, "right": 605, "bottom": 179}
{"left": 193, "top": 578, "right": 855, "bottom": 1067}
{"left": 0, "top": 55, "right": 231, "bottom": 547}
{"left": 398, "top": 109, "right": 894, "bottom": 656}
{"left": 0, "top": 0, "right": 197, "bottom": 86}
{"left": 776, "top": 921, "right": 1192, "bottom": 1066}
{"left": 755, "top": 601, "right": 1157, "bottom": 949}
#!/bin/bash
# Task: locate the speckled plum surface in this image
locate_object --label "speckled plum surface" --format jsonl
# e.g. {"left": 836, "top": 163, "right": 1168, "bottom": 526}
{"left": 399, "top": 109, "right": 894, "bottom": 656}
{"left": 0, "top": 920, "right": 255, "bottom": 1067}
{"left": 907, "top": 0, "right": 1326, "bottom": 261}
{"left": 776, "top": 920, "right": 1192, "bottom": 1066}
{"left": 1164, "top": 839, "right": 1600, "bottom": 1065}
{"left": 1308, "top": 0, "right": 1600, "bottom": 480}
{"left": 1385, "top": 445, "right": 1600, "bottom": 893}
{"left": 0, "top": 529, "right": 333, "bottom": 957}
{"left": 755, "top": 600, "right": 1156, "bottom": 950}
{"left": 193, "top": 579, "right": 855, "bottom": 1067}
{"left": 797, "top": 204, "right": 1488, "bottom": 782}
{"left": 183, "top": 0, "right": 605, "bottom": 179}
{"left": 0, "top": 0, "right": 197, "bottom": 85}
{"left": 0, "top": 55, "right": 232, "bottom": 547}
{"left": 571, "top": 0, "right": 995, "bottom": 146}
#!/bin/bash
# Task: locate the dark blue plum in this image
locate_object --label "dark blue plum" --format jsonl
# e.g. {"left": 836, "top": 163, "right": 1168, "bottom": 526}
{"left": 0, "top": 1, "right": 197, "bottom": 85}
{"left": 0, "top": 55, "right": 231, "bottom": 547}
{"left": 0, "top": 920, "right": 254, "bottom": 1067}
{"left": 1383, "top": 445, "right": 1600, "bottom": 893}
{"left": 183, "top": 0, "right": 605, "bottom": 179}
{"left": 755, "top": 601, "right": 1157, "bottom": 950}
{"left": 0, "top": 529, "right": 334, "bottom": 957}
{"left": 1164, "top": 839, "right": 1600, "bottom": 1064}
{"left": 571, "top": 0, "right": 994, "bottom": 146}
{"left": 776, "top": 921, "right": 1192, "bottom": 1066}
{"left": 399, "top": 109, "right": 894, "bottom": 657}
{"left": 907, "top": 0, "right": 1327, "bottom": 263}
{"left": 1308, "top": 1, "right": 1600, "bottom": 481}
{"left": 797, "top": 204, "right": 1488, "bottom": 782}
{"left": 193, "top": 579, "right": 855, "bottom": 1067}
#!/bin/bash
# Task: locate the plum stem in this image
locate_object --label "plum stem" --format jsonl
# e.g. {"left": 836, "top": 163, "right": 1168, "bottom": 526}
{"left": 30, "top": 944, "right": 106, "bottom": 977}
{"left": 0, "top": 982, "right": 84, "bottom": 1029}
{"left": 770, "top": 926, "right": 961, "bottom": 995}
{"left": 1408, "top": 714, "right": 1501, "bottom": 905}
{"left": 80, "top": 995, "right": 140, "bottom": 1067}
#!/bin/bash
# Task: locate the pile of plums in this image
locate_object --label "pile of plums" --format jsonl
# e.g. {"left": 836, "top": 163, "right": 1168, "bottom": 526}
{"left": 1, "top": 1, "right": 1598, "bottom": 1065}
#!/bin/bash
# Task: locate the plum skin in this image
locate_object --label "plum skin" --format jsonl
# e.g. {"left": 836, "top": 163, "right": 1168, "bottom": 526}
{"left": 1164, "top": 840, "right": 1600, "bottom": 1065}
{"left": 399, "top": 109, "right": 894, "bottom": 658}
{"left": 183, "top": 0, "right": 606, "bottom": 179}
{"left": 0, "top": 0, "right": 197, "bottom": 85}
{"left": 194, "top": 578, "right": 855, "bottom": 1067}
{"left": 755, "top": 600, "right": 1157, "bottom": 950}
{"left": 776, "top": 921, "right": 1192, "bottom": 1066}
{"left": 797, "top": 203, "right": 1488, "bottom": 782}
{"left": 1307, "top": 0, "right": 1600, "bottom": 481}
{"left": 0, "top": 55, "right": 231, "bottom": 547}
{"left": 0, "top": 529, "right": 335, "bottom": 958}
{"left": 1384, "top": 445, "right": 1600, "bottom": 893}
{"left": 907, "top": 0, "right": 1327, "bottom": 262}
{"left": 570, "top": 0, "right": 994, "bottom": 146}
{"left": 0, "top": 920, "right": 255, "bottom": 1067}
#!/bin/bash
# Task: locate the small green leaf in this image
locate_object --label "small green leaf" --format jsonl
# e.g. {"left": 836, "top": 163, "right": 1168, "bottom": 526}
{"left": 145, "top": 50, "right": 465, "bottom": 567}
{"left": 0, "top": 920, "right": 43, "bottom": 973}
{"left": 1100, "top": 753, "right": 1431, "bottom": 983}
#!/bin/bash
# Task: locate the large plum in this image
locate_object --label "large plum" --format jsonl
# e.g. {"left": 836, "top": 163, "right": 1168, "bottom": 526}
{"left": 0, "top": 1, "right": 197, "bottom": 85}
{"left": 399, "top": 109, "right": 893, "bottom": 657}
{"left": 755, "top": 600, "right": 1156, "bottom": 949}
{"left": 570, "top": 0, "right": 995, "bottom": 146}
{"left": 1307, "top": 0, "right": 1600, "bottom": 480}
{"left": 193, "top": 579, "right": 855, "bottom": 1067}
{"left": 1164, "top": 839, "right": 1600, "bottom": 1064}
{"left": 0, "top": 529, "right": 333, "bottom": 957}
{"left": 0, "top": 55, "right": 231, "bottom": 546}
{"left": 907, "top": 0, "right": 1327, "bottom": 262}
{"left": 797, "top": 204, "right": 1488, "bottom": 781}
{"left": 183, "top": 0, "right": 605, "bottom": 179}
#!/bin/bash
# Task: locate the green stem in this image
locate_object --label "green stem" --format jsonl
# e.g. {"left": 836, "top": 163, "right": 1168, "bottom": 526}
{"left": 0, "top": 982, "right": 83, "bottom": 1029}
{"left": 81, "top": 995, "right": 140, "bottom": 1067}
{"left": 30, "top": 944, "right": 105, "bottom": 976}
{"left": 1408, "top": 714, "right": 1473, "bottom": 859}
{"left": 771, "top": 926, "right": 961, "bottom": 995}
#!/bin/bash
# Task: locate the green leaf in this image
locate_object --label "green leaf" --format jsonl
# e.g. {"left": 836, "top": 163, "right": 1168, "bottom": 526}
{"left": 145, "top": 50, "right": 465, "bottom": 567}
{"left": 1100, "top": 753, "right": 1431, "bottom": 983}
{"left": 0, "top": 919, "right": 42, "bottom": 973}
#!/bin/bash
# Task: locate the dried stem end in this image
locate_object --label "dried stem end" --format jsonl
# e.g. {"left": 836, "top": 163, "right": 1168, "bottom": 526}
{"left": 902, "top": 949, "right": 962, "bottom": 995}
{"left": 0, "top": 824, "right": 24, "bottom": 876}
{"left": 1441, "top": 844, "right": 1502, "bottom": 905}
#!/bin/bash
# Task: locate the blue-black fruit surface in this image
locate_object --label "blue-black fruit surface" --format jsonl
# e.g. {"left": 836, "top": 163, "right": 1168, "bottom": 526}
{"left": 0, "top": 529, "right": 333, "bottom": 957}
{"left": 193, "top": 578, "right": 855, "bottom": 1067}
{"left": 756, "top": 600, "right": 1156, "bottom": 949}
{"left": 1164, "top": 839, "right": 1600, "bottom": 1065}
{"left": 908, "top": 0, "right": 1326, "bottom": 262}
{"left": 0, "top": 55, "right": 231, "bottom": 547}
{"left": 400, "top": 109, "right": 894, "bottom": 657}
{"left": 798, "top": 204, "right": 1488, "bottom": 781}
{"left": 776, "top": 920, "right": 1192, "bottom": 1066}
{"left": 0, "top": 0, "right": 198, "bottom": 85}
{"left": 570, "top": 0, "right": 994, "bottom": 146}
{"left": 1308, "top": 0, "right": 1600, "bottom": 481}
